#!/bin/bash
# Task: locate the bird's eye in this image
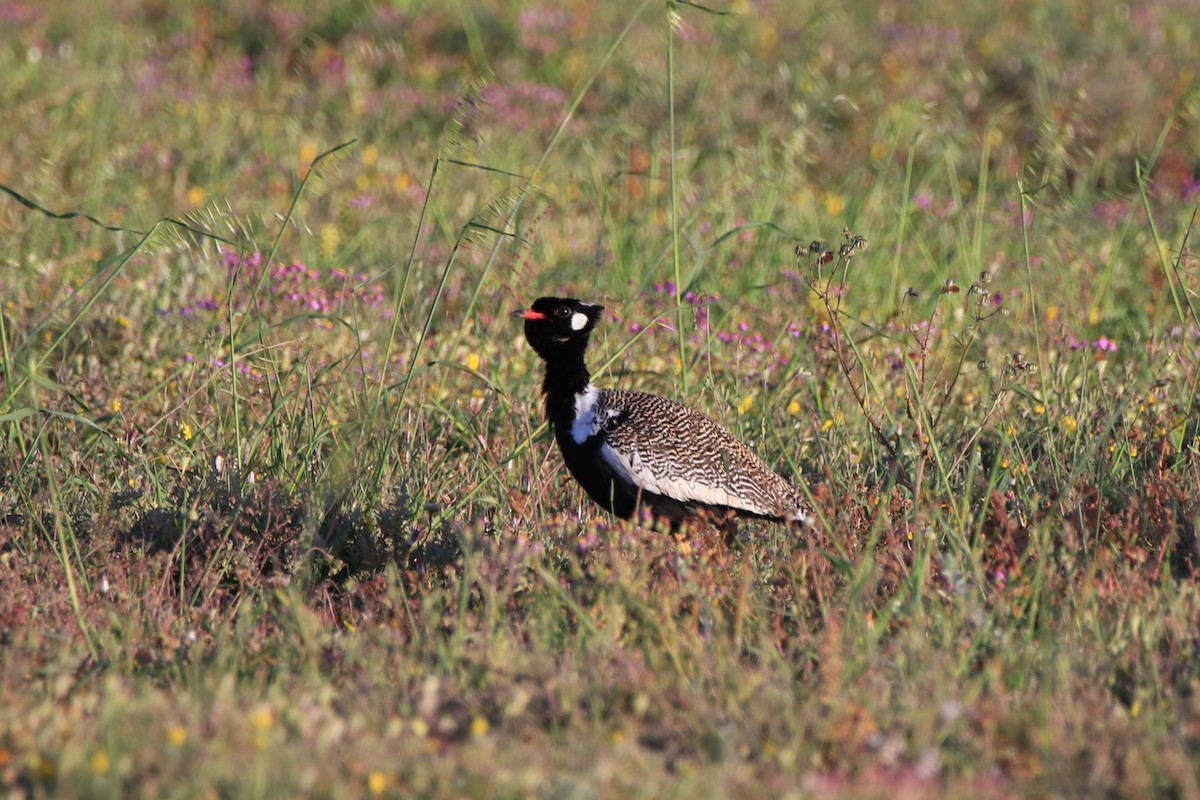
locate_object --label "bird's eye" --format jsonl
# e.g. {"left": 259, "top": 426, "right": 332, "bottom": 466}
{"left": 554, "top": 306, "right": 572, "bottom": 318}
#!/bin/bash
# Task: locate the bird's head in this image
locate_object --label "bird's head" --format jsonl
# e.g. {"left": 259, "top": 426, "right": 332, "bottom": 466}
{"left": 513, "top": 297, "right": 605, "bottom": 360}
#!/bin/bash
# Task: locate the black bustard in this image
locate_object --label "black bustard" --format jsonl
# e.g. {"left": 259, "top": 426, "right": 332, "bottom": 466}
{"left": 515, "top": 297, "right": 811, "bottom": 530}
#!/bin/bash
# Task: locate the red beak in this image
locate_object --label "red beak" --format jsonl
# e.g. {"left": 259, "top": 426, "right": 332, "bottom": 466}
{"left": 512, "top": 309, "right": 547, "bottom": 320}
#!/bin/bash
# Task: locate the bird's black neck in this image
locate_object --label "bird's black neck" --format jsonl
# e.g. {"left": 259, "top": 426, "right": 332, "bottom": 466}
{"left": 539, "top": 340, "right": 592, "bottom": 424}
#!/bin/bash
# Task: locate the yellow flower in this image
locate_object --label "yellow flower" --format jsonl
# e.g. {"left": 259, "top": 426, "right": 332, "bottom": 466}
{"left": 756, "top": 19, "right": 778, "bottom": 55}
{"left": 319, "top": 224, "right": 341, "bottom": 258}
{"left": 90, "top": 751, "right": 110, "bottom": 774}
{"left": 368, "top": 771, "right": 388, "bottom": 795}
{"left": 362, "top": 144, "right": 379, "bottom": 168}
{"left": 187, "top": 186, "right": 206, "bottom": 205}
{"left": 179, "top": 422, "right": 193, "bottom": 441}
{"left": 737, "top": 394, "right": 755, "bottom": 415}
{"left": 1060, "top": 415, "right": 1078, "bottom": 434}
{"left": 1032, "top": 404, "right": 1045, "bottom": 415}
{"left": 820, "top": 413, "right": 843, "bottom": 432}
{"left": 250, "top": 705, "right": 273, "bottom": 731}
{"left": 465, "top": 352, "right": 481, "bottom": 372}
{"left": 167, "top": 726, "right": 188, "bottom": 747}
{"left": 787, "top": 399, "right": 801, "bottom": 415}
{"left": 115, "top": 315, "right": 131, "bottom": 329}
{"left": 470, "top": 716, "right": 489, "bottom": 737}
{"left": 109, "top": 399, "right": 121, "bottom": 413}
{"left": 822, "top": 192, "right": 846, "bottom": 217}
{"left": 298, "top": 141, "right": 319, "bottom": 178}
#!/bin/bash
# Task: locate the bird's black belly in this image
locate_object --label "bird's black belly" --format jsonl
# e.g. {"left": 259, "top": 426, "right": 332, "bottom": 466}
{"left": 554, "top": 428, "right": 703, "bottom": 525}
{"left": 554, "top": 428, "right": 640, "bottom": 519}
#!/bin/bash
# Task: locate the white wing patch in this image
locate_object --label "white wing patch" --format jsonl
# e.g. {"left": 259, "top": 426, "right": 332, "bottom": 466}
{"left": 598, "top": 442, "right": 771, "bottom": 515}
{"left": 570, "top": 385, "right": 624, "bottom": 444}
{"left": 570, "top": 384, "right": 602, "bottom": 444}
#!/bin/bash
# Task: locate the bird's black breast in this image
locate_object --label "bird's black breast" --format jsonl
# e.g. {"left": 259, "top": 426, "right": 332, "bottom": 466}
{"left": 552, "top": 422, "right": 640, "bottom": 518}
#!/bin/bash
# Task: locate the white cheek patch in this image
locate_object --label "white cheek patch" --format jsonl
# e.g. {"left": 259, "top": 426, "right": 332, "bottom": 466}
{"left": 569, "top": 311, "right": 589, "bottom": 331}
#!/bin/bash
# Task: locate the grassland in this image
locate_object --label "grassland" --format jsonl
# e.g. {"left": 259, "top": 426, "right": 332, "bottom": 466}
{"left": 2, "top": 0, "right": 1200, "bottom": 797}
